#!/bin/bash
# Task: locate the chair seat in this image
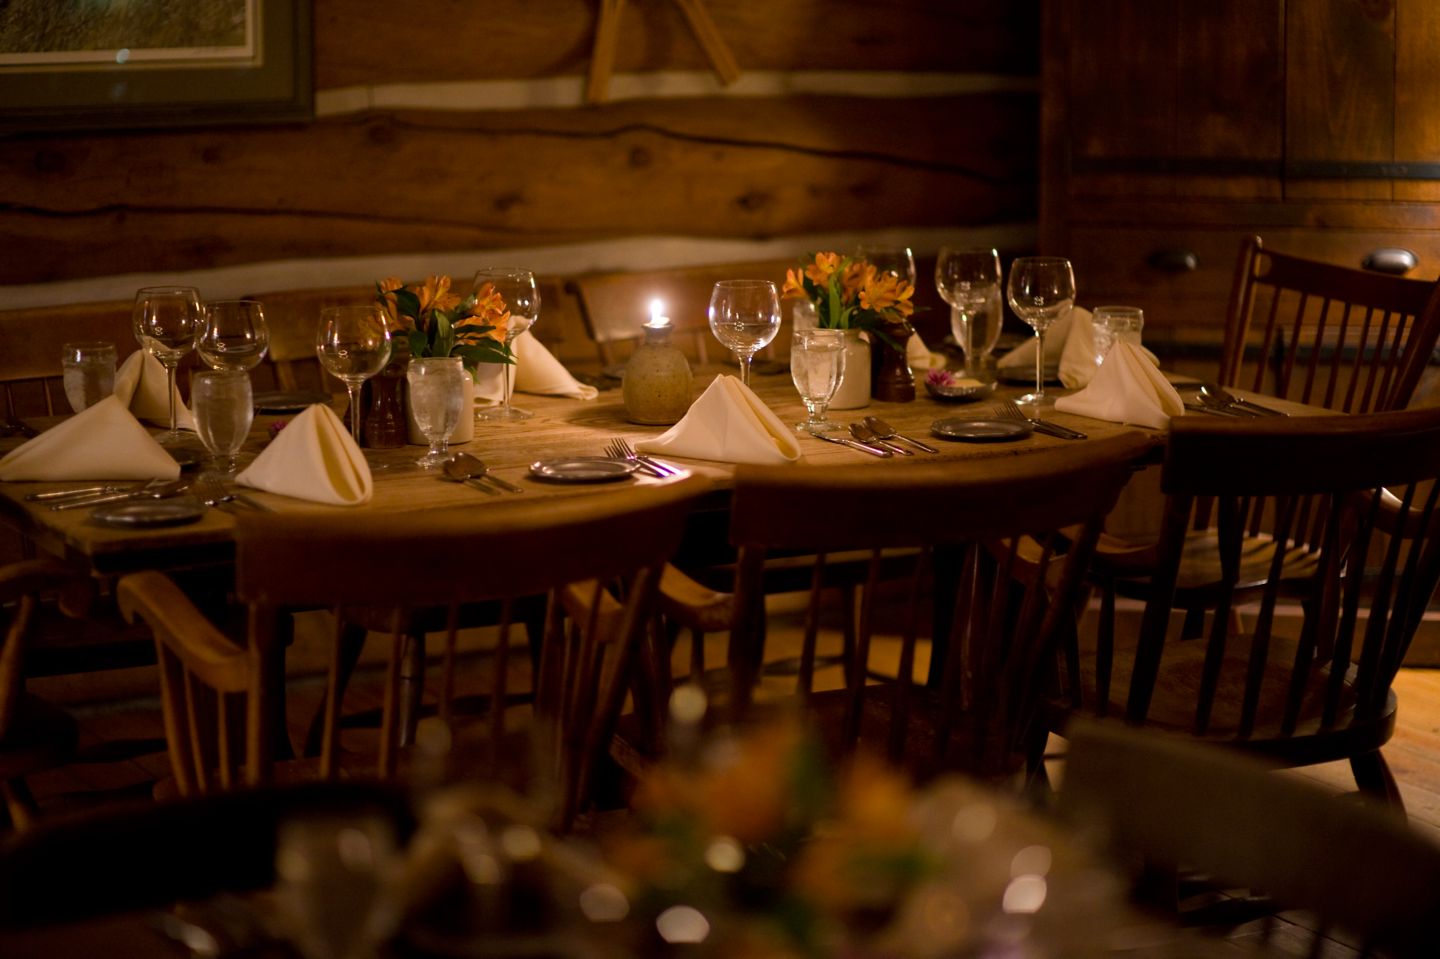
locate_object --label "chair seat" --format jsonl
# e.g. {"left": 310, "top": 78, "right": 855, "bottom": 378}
{"left": 0, "top": 693, "right": 78, "bottom": 781}
{"left": 1098, "top": 530, "right": 1323, "bottom": 599}
{"left": 1062, "top": 627, "right": 1396, "bottom": 767}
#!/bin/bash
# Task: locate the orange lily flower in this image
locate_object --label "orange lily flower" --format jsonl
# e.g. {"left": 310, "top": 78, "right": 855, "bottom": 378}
{"left": 804, "top": 252, "right": 843, "bottom": 287}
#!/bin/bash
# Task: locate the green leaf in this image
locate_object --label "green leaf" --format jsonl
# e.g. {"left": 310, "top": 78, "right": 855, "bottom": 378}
{"left": 406, "top": 328, "right": 428, "bottom": 358}
{"left": 392, "top": 288, "right": 421, "bottom": 319}
{"left": 454, "top": 343, "right": 513, "bottom": 368}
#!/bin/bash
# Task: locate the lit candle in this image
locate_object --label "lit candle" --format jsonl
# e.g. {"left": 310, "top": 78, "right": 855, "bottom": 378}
{"left": 647, "top": 298, "right": 670, "bottom": 329}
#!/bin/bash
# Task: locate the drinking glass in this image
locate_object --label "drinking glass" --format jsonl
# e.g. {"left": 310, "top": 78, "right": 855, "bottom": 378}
{"left": 1006, "top": 257, "right": 1076, "bottom": 408}
{"left": 473, "top": 267, "right": 539, "bottom": 423}
{"left": 855, "top": 245, "right": 918, "bottom": 286}
{"left": 316, "top": 305, "right": 392, "bottom": 443}
{"left": 1091, "top": 305, "right": 1145, "bottom": 366}
{"left": 61, "top": 340, "right": 116, "bottom": 412}
{"left": 274, "top": 812, "right": 400, "bottom": 959}
{"left": 191, "top": 369, "right": 254, "bottom": 476}
{"left": 708, "top": 279, "right": 781, "bottom": 386}
{"left": 790, "top": 328, "right": 846, "bottom": 432}
{"left": 198, "top": 299, "right": 270, "bottom": 371}
{"left": 935, "top": 247, "right": 1002, "bottom": 378}
{"left": 406, "top": 357, "right": 465, "bottom": 469}
{"left": 132, "top": 285, "right": 202, "bottom": 445}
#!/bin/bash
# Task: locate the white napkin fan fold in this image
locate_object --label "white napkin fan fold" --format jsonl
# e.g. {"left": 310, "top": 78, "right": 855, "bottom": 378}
{"left": 636, "top": 374, "right": 800, "bottom": 465}
{"left": 114, "top": 350, "right": 196, "bottom": 430}
{"left": 475, "top": 331, "right": 598, "bottom": 403}
{"left": 1054, "top": 341, "right": 1184, "bottom": 429}
{"left": 0, "top": 394, "right": 180, "bottom": 481}
{"left": 236, "top": 404, "right": 372, "bottom": 505}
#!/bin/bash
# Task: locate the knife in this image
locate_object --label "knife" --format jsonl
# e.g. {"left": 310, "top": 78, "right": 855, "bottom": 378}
{"left": 51, "top": 479, "right": 190, "bottom": 511}
{"left": 26, "top": 485, "right": 132, "bottom": 502}
{"left": 807, "top": 429, "right": 892, "bottom": 457}
{"left": 1030, "top": 419, "right": 1088, "bottom": 440}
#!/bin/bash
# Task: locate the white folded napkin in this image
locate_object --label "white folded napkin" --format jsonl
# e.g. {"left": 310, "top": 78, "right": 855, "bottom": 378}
{"left": 114, "top": 350, "right": 196, "bottom": 430}
{"left": 997, "top": 309, "right": 1076, "bottom": 372}
{"left": 1054, "top": 341, "right": 1184, "bottom": 429}
{"left": 236, "top": 403, "right": 372, "bottom": 505}
{"left": 474, "top": 331, "right": 598, "bottom": 404}
{"left": 0, "top": 395, "right": 180, "bottom": 481}
{"left": 635, "top": 374, "right": 801, "bottom": 465}
{"left": 905, "top": 332, "right": 946, "bottom": 371}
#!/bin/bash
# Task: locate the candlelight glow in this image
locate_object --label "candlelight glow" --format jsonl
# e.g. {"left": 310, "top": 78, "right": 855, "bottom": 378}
{"left": 648, "top": 298, "right": 670, "bottom": 328}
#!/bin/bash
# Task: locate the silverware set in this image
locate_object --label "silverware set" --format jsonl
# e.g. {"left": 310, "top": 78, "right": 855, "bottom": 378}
{"left": 47, "top": 478, "right": 194, "bottom": 511}
{"left": 995, "top": 400, "right": 1088, "bottom": 440}
{"left": 810, "top": 415, "right": 940, "bottom": 457}
{"left": 606, "top": 437, "right": 681, "bottom": 477}
{"left": 1183, "top": 382, "right": 1287, "bottom": 417}
{"left": 196, "top": 476, "right": 273, "bottom": 513}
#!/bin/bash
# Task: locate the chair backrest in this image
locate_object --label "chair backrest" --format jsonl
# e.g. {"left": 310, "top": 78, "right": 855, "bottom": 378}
{"left": 1089, "top": 406, "right": 1440, "bottom": 758}
{"left": 0, "top": 300, "right": 140, "bottom": 418}
{"left": 1219, "top": 235, "right": 1440, "bottom": 413}
{"left": 120, "top": 477, "right": 709, "bottom": 826}
{"left": 1059, "top": 720, "right": 1440, "bottom": 957}
{"left": 242, "top": 285, "right": 374, "bottom": 392}
{"left": 567, "top": 260, "right": 793, "bottom": 367}
{"left": 723, "top": 432, "right": 1153, "bottom": 780}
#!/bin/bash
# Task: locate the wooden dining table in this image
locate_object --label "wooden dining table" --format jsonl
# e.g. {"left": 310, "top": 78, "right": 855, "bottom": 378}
{"left": 0, "top": 367, "right": 1176, "bottom": 579}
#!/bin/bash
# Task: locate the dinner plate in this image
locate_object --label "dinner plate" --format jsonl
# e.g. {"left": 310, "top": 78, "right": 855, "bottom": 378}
{"left": 528, "top": 457, "right": 639, "bottom": 483}
{"left": 168, "top": 448, "right": 203, "bottom": 471}
{"left": 253, "top": 390, "right": 330, "bottom": 413}
{"left": 929, "top": 417, "right": 1032, "bottom": 442}
{"left": 90, "top": 496, "right": 205, "bottom": 529}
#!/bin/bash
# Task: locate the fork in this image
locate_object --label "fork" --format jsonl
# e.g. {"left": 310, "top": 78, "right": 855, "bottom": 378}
{"left": 607, "top": 438, "right": 679, "bottom": 478}
{"left": 996, "top": 399, "right": 1087, "bottom": 440}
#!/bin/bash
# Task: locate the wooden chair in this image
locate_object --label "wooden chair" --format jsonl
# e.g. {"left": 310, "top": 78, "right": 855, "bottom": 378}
{"left": 1220, "top": 235, "right": 1440, "bottom": 414}
{"left": 1047, "top": 406, "right": 1440, "bottom": 806}
{"left": 566, "top": 260, "right": 793, "bottom": 369}
{"left": 645, "top": 433, "right": 1152, "bottom": 783}
{"left": 0, "top": 560, "right": 81, "bottom": 829}
{"left": 242, "top": 285, "right": 373, "bottom": 393}
{"left": 0, "top": 299, "right": 139, "bottom": 423}
{"left": 1059, "top": 720, "right": 1440, "bottom": 957}
{"left": 117, "top": 477, "right": 709, "bottom": 827}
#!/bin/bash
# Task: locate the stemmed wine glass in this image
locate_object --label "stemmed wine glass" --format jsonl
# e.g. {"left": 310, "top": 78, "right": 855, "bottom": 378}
{"left": 473, "top": 267, "right": 539, "bottom": 423}
{"left": 406, "top": 357, "right": 465, "bottom": 469}
{"left": 855, "top": 245, "right": 917, "bottom": 286}
{"left": 316, "top": 305, "right": 392, "bottom": 443}
{"left": 790, "top": 327, "right": 846, "bottom": 432}
{"left": 191, "top": 369, "right": 254, "bottom": 477}
{"left": 198, "top": 299, "right": 270, "bottom": 371}
{"left": 935, "top": 247, "right": 1001, "bottom": 378}
{"left": 132, "top": 285, "right": 202, "bottom": 445}
{"left": 708, "top": 279, "right": 781, "bottom": 387}
{"left": 1005, "top": 257, "right": 1075, "bottom": 408}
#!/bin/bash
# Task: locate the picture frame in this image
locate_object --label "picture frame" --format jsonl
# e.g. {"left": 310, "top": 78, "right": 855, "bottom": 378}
{"left": 0, "top": 0, "right": 311, "bottom": 133}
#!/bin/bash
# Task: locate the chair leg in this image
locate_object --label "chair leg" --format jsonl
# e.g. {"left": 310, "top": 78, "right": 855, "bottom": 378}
{"left": 2, "top": 779, "right": 37, "bottom": 830}
{"left": 1350, "top": 750, "right": 1405, "bottom": 809}
{"left": 303, "top": 622, "right": 368, "bottom": 757}
{"left": 398, "top": 630, "right": 427, "bottom": 748}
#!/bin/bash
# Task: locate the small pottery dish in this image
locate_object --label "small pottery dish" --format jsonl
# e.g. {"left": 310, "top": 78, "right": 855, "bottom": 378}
{"left": 924, "top": 370, "right": 997, "bottom": 403}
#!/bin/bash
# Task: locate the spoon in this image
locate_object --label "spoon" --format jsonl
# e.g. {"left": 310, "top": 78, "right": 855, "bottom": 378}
{"left": 863, "top": 415, "right": 939, "bottom": 453}
{"left": 51, "top": 478, "right": 192, "bottom": 510}
{"left": 851, "top": 420, "right": 911, "bottom": 455}
{"left": 1197, "top": 383, "right": 1285, "bottom": 417}
{"left": 445, "top": 452, "right": 524, "bottom": 494}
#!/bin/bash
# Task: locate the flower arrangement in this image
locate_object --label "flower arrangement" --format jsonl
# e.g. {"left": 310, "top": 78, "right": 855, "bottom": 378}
{"left": 377, "top": 274, "right": 513, "bottom": 372}
{"left": 782, "top": 253, "right": 917, "bottom": 343}
{"left": 605, "top": 714, "right": 936, "bottom": 956}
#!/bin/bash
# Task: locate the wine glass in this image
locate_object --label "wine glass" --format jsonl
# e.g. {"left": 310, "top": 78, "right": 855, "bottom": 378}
{"left": 935, "top": 247, "right": 1001, "bottom": 378}
{"left": 198, "top": 299, "right": 270, "bottom": 371}
{"left": 316, "top": 305, "right": 392, "bottom": 443}
{"left": 708, "top": 279, "right": 781, "bottom": 387}
{"left": 406, "top": 357, "right": 465, "bottom": 469}
{"left": 1005, "top": 257, "right": 1075, "bottom": 408}
{"left": 790, "top": 328, "right": 846, "bottom": 432}
{"left": 473, "top": 267, "right": 539, "bottom": 423}
{"left": 855, "top": 245, "right": 918, "bottom": 286}
{"left": 132, "top": 285, "right": 202, "bottom": 445}
{"left": 274, "top": 812, "right": 400, "bottom": 959}
{"left": 191, "top": 369, "right": 254, "bottom": 477}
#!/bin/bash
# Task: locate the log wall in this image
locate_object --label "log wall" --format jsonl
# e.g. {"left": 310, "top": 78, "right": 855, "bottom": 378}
{"left": 0, "top": 1, "right": 1039, "bottom": 296}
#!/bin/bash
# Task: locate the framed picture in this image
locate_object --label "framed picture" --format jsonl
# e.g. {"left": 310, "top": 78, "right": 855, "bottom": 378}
{"left": 0, "top": 0, "right": 311, "bottom": 133}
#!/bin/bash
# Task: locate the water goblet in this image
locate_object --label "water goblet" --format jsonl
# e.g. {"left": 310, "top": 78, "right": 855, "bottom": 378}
{"left": 935, "top": 247, "right": 1002, "bottom": 378}
{"left": 316, "top": 305, "right": 392, "bottom": 444}
{"left": 1091, "top": 305, "right": 1145, "bottom": 366}
{"left": 708, "top": 279, "right": 781, "bottom": 387}
{"left": 790, "top": 328, "right": 846, "bottom": 432}
{"left": 406, "top": 357, "right": 466, "bottom": 469}
{"left": 274, "top": 811, "right": 400, "bottom": 959}
{"left": 191, "top": 369, "right": 254, "bottom": 477}
{"left": 132, "top": 285, "right": 202, "bottom": 445}
{"left": 473, "top": 267, "right": 539, "bottom": 423}
{"left": 855, "top": 245, "right": 918, "bottom": 286}
{"left": 61, "top": 340, "right": 116, "bottom": 412}
{"left": 198, "top": 299, "right": 270, "bottom": 371}
{"left": 1006, "top": 257, "right": 1076, "bottom": 408}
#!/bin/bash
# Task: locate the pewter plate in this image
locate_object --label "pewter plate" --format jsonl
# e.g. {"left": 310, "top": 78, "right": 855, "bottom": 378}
{"left": 253, "top": 390, "right": 329, "bottom": 413}
{"left": 528, "top": 457, "right": 639, "bottom": 483}
{"left": 91, "top": 497, "right": 205, "bottom": 528}
{"left": 929, "top": 418, "right": 1032, "bottom": 442}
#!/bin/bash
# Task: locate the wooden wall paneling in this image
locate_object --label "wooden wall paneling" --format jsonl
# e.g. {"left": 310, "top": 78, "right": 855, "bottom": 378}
{"left": 1175, "top": 0, "right": 1283, "bottom": 161}
{"left": 310, "top": 0, "right": 1041, "bottom": 90}
{"left": 1065, "top": 0, "right": 1177, "bottom": 161}
{"left": 1284, "top": 0, "right": 1394, "bottom": 201}
{"left": 1393, "top": 0, "right": 1440, "bottom": 202}
{"left": 0, "top": 94, "right": 1037, "bottom": 287}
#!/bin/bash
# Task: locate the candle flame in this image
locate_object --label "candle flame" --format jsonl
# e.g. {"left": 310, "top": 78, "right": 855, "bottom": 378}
{"left": 648, "top": 298, "right": 670, "bottom": 328}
